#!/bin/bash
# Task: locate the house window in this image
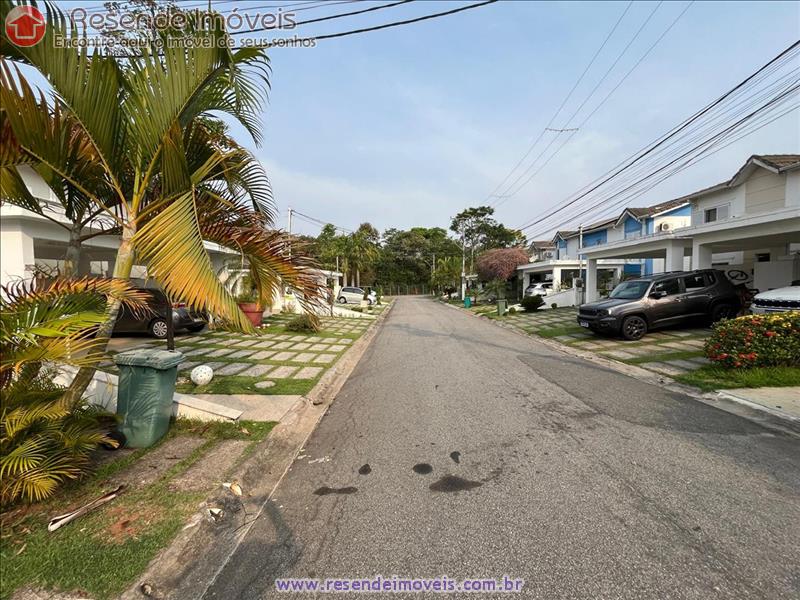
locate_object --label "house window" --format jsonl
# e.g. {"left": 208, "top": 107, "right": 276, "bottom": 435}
{"left": 704, "top": 204, "right": 729, "bottom": 223}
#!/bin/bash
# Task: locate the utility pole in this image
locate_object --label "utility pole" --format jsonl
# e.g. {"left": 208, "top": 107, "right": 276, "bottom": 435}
{"left": 461, "top": 232, "right": 466, "bottom": 301}
{"left": 578, "top": 223, "right": 584, "bottom": 305}
{"left": 287, "top": 207, "right": 293, "bottom": 259}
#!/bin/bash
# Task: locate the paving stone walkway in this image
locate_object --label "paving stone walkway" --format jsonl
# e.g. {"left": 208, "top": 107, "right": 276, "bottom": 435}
{"left": 102, "top": 312, "right": 371, "bottom": 398}
{"left": 491, "top": 306, "right": 712, "bottom": 379}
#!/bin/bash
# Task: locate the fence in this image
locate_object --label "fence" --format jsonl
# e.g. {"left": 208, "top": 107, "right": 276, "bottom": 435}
{"left": 379, "top": 283, "right": 433, "bottom": 296}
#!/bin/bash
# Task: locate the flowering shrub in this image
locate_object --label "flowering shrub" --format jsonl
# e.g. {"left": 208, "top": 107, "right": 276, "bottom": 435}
{"left": 704, "top": 311, "right": 800, "bottom": 369}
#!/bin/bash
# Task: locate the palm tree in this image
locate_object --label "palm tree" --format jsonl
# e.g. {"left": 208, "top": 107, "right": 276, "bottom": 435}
{"left": 349, "top": 223, "right": 380, "bottom": 287}
{"left": 431, "top": 256, "right": 461, "bottom": 293}
{"left": 0, "top": 277, "right": 147, "bottom": 505}
{"left": 1, "top": 2, "right": 322, "bottom": 401}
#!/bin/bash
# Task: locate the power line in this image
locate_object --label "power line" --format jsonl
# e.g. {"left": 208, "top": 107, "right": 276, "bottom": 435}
{"left": 291, "top": 209, "right": 353, "bottom": 233}
{"left": 520, "top": 50, "right": 800, "bottom": 234}
{"left": 504, "top": 1, "right": 694, "bottom": 207}
{"left": 515, "top": 45, "right": 800, "bottom": 238}
{"left": 230, "top": 0, "right": 415, "bottom": 34}
{"left": 530, "top": 98, "right": 800, "bottom": 238}
{"left": 95, "top": 0, "right": 496, "bottom": 55}
{"left": 81, "top": 0, "right": 348, "bottom": 18}
{"left": 483, "top": 1, "right": 634, "bottom": 205}
{"left": 252, "top": 0, "right": 499, "bottom": 47}
{"left": 495, "top": 1, "right": 687, "bottom": 207}
{"left": 515, "top": 39, "right": 800, "bottom": 234}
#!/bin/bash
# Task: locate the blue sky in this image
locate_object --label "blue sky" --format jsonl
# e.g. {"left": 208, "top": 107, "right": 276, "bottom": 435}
{"left": 57, "top": 1, "right": 800, "bottom": 237}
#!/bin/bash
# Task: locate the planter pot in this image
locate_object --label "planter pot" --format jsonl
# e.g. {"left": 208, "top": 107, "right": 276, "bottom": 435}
{"left": 238, "top": 302, "right": 263, "bottom": 327}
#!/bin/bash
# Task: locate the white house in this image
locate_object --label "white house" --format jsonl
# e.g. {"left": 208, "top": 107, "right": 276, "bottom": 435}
{"left": 580, "top": 154, "right": 800, "bottom": 302}
{"left": 516, "top": 219, "right": 632, "bottom": 297}
{"left": 1, "top": 166, "right": 238, "bottom": 286}
{"left": 1, "top": 167, "right": 337, "bottom": 315}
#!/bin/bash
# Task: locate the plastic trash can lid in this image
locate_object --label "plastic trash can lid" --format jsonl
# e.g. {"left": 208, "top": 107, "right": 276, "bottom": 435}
{"left": 113, "top": 348, "right": 184, "bottom": 369}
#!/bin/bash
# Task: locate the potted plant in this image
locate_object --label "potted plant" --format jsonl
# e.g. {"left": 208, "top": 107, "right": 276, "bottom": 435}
{"left": 236, "top": 274, "right": 263, "bottom": 327}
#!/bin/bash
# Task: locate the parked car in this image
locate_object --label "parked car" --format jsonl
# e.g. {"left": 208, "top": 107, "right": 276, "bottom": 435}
{"left": 751, "top": 281, "right": 800, "bottom": 314}
{"left": 337, "top": 286, "right": 377, "bottom": 305}
{"left": 524, "top": 282, "right": 553, "bottom": 297}
{"left": 577, "top": 269, "right": 741, "bottom": 340}
{"left": 113, "top": 287, "right": 208, "bottom": 339}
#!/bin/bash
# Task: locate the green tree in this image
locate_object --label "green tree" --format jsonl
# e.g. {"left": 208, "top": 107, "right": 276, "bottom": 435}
{"left": 450, "top": 206, "right": 526, "bottom": 273}
{"left": 0, "top": 277, "right": 147, "bottom": 505}
{"left": 1, "top": 2, "right": 321, "bottom": 403}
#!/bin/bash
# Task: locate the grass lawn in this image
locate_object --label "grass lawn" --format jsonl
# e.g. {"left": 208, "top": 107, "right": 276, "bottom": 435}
{"left": 105, "top": 314, "right": 368, "bottom": 397}
{"left": 0, "top": 420, "right": 275, "bottom": 600}
{"left": 535, "top": 324, "right": 586, "bottom": 338}
{"left": 676, "top": 365, "right": 800, "bottom": 392}
{"left": 623, "top": 350, "right": 705, "bottom": 365}
{"left": 177, "top": 374, "right": 317, "bottom": 396}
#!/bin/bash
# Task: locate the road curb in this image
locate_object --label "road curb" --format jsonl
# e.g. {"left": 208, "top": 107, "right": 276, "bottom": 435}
{"left": 121, "top": 302, "right": 395, "bottom": 600}
{"left": 441, "top": 301, "right": 800, "bottom": 439}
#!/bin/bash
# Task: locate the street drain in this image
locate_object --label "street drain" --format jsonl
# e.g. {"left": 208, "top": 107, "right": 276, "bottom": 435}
{"left": 314, "top": 486, "right": 358, "bottom": 496}
{"left": 429, "top": 475, "right": 482, "bottom": 493}
{"left": 412, "top": 463, "right": 433, "bottom": 475}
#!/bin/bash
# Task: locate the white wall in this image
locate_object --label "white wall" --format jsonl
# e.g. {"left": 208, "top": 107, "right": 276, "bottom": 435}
{"left": 0, "top": 221, "right": 35, "bottom": 285}
{"left": 606, "top": 225, "right": 625, "bottom": 243}
{"left": 754, "top": 255, "right": 800, "bottom": 291}
{"left": 565, "top": 237, "right": 580, "bottom": 259}
{"left": 745, "top": 169, "right": 787, "bottom": 214}
{"left": 652, "top": 214, "right": 691, "bottom": 232}
{"left": 691, "top": 186, "right": 743, "bottom": 223}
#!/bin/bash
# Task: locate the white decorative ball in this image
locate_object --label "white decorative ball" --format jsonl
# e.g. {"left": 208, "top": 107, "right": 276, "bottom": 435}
{"left": 190, "top": 365, "right": 214, "bottom": 386}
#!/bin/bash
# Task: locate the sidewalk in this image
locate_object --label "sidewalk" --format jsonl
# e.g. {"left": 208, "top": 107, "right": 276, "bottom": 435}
{"left": 718, "top": 386, "right": 800, "bottom": 423}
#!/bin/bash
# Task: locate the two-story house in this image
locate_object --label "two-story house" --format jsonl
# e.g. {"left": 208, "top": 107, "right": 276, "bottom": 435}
{"left": 580, "top": 154, "right": 800, "bottom": 302}
{"left": 516, "top": 219, "right": 630, "bottom": 298}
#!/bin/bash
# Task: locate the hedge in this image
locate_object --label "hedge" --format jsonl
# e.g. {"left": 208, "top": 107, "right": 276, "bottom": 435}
{"left": 704, "top": 311, "right": 800, "bottom": 369}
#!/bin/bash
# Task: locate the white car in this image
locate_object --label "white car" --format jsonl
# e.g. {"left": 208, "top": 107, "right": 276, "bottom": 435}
{"left": 337, "top": 286, "right": 377, "bottom": 305}
{"left": 751, "top": 282, "right": 800, "bottom": 314}
{"left": 524, "top": 282, "right": 553, "bottom": 297}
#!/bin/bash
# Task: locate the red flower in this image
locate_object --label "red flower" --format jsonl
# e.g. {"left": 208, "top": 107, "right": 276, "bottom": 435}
{"left": 765, "top": 330, "right": 776, "bottom": 337}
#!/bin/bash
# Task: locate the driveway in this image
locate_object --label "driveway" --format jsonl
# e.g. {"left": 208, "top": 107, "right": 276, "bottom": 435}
{"left": 204, "top": 296, "right": 800, "bottom": 599}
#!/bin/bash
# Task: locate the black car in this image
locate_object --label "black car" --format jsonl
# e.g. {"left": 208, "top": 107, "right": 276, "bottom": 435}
{"left": 577, "top": 269, "right": 741, "bottom": 341}
{"left": 113, "top": 287, "right": 207, "bottom": 339}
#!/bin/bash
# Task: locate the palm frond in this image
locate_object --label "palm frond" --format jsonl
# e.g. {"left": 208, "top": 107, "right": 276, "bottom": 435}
{"left": 133, "top": 190, "right": 253, "bottom": 331}
{"left": 196, "top": 201, "right": 325, "bottom": 316}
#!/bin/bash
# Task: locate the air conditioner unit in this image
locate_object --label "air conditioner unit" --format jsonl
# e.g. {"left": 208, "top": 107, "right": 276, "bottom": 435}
{"left": 659, "top": 222, "right": 671, "bottom": 232}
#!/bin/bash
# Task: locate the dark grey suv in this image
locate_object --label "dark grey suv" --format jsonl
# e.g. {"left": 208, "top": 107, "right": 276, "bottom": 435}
{"left": 577, "top": 270, "right": 741, "bottom": 340}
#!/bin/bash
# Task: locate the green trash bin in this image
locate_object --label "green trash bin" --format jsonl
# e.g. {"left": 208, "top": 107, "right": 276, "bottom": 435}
{"left": 114, "top": 348, "right": 184, "bottom": 448}
{"left": 497, "top": 298, "right": 508, "bottom": 316}
{"left": 464, "top": 296, "right": 472, "bottom": 308}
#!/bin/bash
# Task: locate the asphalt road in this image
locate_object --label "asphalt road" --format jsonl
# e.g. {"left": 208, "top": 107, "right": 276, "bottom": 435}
{"left": 204, "top": 297, "right": 800, "bottom": 599}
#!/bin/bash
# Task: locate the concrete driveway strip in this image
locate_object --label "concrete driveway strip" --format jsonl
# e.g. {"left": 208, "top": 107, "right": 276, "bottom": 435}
{"left": 204, "top": 297, "right": 800, "bottom": 600}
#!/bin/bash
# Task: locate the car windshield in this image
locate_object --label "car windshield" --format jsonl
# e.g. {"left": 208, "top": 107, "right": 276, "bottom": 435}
{"left": 610, "top": 280, "right": 650, "bottom": 299}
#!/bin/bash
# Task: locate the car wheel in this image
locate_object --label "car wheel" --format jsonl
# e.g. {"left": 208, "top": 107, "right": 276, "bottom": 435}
{"left": 621, "top": 315, "right": 647, "bottom": 341}
{"left": 150, "top": 318, "right": 169, "bottom": 339}
{"left": 711, "top": 304, "right": 736, "bottom": 323}
{"left": 338, "top": 297, "right": 347, "bottom": 304}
